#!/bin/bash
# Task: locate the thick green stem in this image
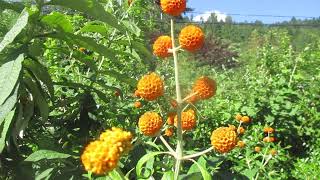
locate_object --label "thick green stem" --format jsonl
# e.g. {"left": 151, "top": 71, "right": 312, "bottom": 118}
{"left": 171, "top": 18, "right": 183, "bottom": 180}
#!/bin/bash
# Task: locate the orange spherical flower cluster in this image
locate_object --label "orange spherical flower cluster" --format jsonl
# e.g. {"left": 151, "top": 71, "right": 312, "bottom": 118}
{"left": 211, "top": 126, "right": 237, "bottom": 153}
{"left": 165, "top": 128, "right": 174, "bottom": 137}
{"left": 153, "top": 36, "right": 172, "bottom": 58}
{"left": 269, "top": 149, "right": 277, "bottom": 156}
{"left": 138, "top": 112, "right": 163, "bottom": 136}
{"left": 160, "top": 0, "right": 186, "bottom": 16}
{"left": 114, "top": 90, "right": 120, "bottom": 97}
{"left": 136, "top": 73, "right": 164, "bottom": 101}
{"left": 99, "top": 127, "right": 133, "bottom": 154}
{"left": 79, "top": 47, "right": 86, "bottom": 52}
{"left": 264, "top": 127, "right": 275, "bottom": 133}
{"left": 237, "top": 141, "right": 246, "bottom": 148}
{"left": 237, "top": 127, "right": 245, "bottom": 134}
{"left": 134, "top": 101, "right": 142, "bottom": 108}
{"left": 128, "top": 0, "right": 133, "bottom": 6}
{"left": 188, "top": 76, "right": 217, "bottom": 102}
{"left": 174, "top": 109, "right": 196, "bottom": 131}
{"left": 81, "top": 128, "right": 133, "bottom": 175}
{"left": 263, "top": 136, "right": 275, "bottom": 143}
{"left": 235, "top": 114, "right": 242, "bottom": 121}
{"left": 167, "top": 112, "right": 176, "bottom": 125}
{"left": 179, "top": 25, "right": 204, "bottom": 52}
{"left": 255, "top": 146, "right": 261, "bottom": 153}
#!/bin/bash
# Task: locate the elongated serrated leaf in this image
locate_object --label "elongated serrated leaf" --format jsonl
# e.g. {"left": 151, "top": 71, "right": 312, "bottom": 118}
{"left": 23, "top": 76, "right": 48, "bottom": 121}
{"left": 0, "top": 109, "right": 16, "bottom": 152}
{"left": 80, "top": 23, "right": 108, "bottom": 36}
{"left": 25, "top": 150, "right": 71, "bottom": 162}
{"left": 107, "top": 169, "right": 126, "bottom": 180}
{"left": 48, "top": 0, "right": 124, "bottom": 32}
{"left": 188, "top": 159, "right": 212, "bottom": 180}
{"left": 188, "top": 156, "right": 207, "bottom": 175}
{"left": 136, "top": 152, "right": 168, "bottom": 178}
{"left": 102, "top": 70, "right": 137, "bottom": 87}
{"left": 41, "top": 12, "right": 73, "bottom": 33}
{"left": 24, "top": 59, "right": 54, "bottom": 98}
{"left": 0, "top": 9, "right": 28, "bottom": 53}
{"left": 0, "top": 84, "right": 19, "bottom": 125}
{"left": 0, "top": 53, "right": 23, "bottom": 105}
{"left": 35, "top": 168, "right": 54, "bottom": 180}
{"left": 50, "top": 32, "right": 116, "bottom": 60}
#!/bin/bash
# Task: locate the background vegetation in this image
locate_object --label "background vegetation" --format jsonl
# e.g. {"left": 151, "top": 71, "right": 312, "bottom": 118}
{"left": 0, "top": 0, "right": 319, "bottom": 179}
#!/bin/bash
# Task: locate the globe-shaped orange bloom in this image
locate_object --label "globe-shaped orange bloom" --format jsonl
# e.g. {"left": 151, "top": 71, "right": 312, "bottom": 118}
{"left": 170, "top": 99, "right": 178, "bottom": 108}
{"left": 263, "top": 127, "right": 275, "bottom": 133}
{"left": 153, "top": 36, "right": 172, "bottom": 58}
{"left": 81, "top": 141, "right": 120, "bottom": 175}
{"left": 167, "top": 112, "right": 176, "bottom": 125}
{"left": 237, "top": 141, "right": 246, "bottom": 148}
{"left": 136, "top": 73, "right": 164, "bottom": 101}
{"left": 191, "top": 76, "right": 217, "bottom": 100}
{"left": 160, "top": 0, "right": 186, "bottom": 16}
{"left": 235, "top": 114, "right": 242, "bottom": 121}
{"left": 240, "top": 116, "right": 250, "bottom": 123}
{"left": 139, "top": 112, "right": 163, "bottom": 136}
{"left": 255, "top": 146, "right": 261, "bottom": 153}
{"left": 211, "top": 126, "right": 237, "bottom": 153}
{"left": 237, "top": 127, "right": 245, "bottom": 134}
{"left": 263, "top": 136, "right": 275, "bottom": 143}
{"left": 165, "top": 128, "right": 174, "bottom": 137}
{"left": 179, "top": 25, "right": 204, "bottom": 52}
{"left": 174, "top": 109, "right": 196, "bottom": 131}
{"left": 269, "top": 149, "right": 277, "bottom": 156}
{"left": 128, "top": 0, "right": 133, "bottom": 6}
{"left": 134, "top": 101, "right": 142, "bottom": 108}
{"left": 99, "top": 127, "right": 133, "bottom": 154}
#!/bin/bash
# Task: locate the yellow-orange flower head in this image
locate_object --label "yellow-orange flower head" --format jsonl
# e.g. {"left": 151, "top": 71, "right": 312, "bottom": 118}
{"left": 192, "top": 76, "right": 217, "bottom": 100}
{"left": 99, "top": 127, "right": 133, "bottom": 154}
{"left": 174, "top": 109, "right": 196, "bottom": 131}
{"left": 139, "top": 112, "right": 163, "bottom": 136}
{"left": 165, "top": 128, "right": 174, "bottom": 137}
{"left": 160, "top": 0, "right": 186, "bottom": 16}
{"left": 137, "top": 73, "right": 164, "bottom": 101}
{"left": 153, "top": 36, "right": 172, "bottom": 58}
{"left": 81, "top": 141, "right": 120, "bottom": 175}
{"left": 211, "top": 126, "right": 237, "bottom": 153}
{"left": 179, "top": 25, "right": 204, "bottom": 52}
{"left": 167, "top": 112, "right": 176, "bottom": 125}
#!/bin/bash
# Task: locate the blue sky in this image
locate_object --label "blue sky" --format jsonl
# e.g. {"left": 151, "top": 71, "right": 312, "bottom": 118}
{"left": 186, "top": 0, "right": 320, "bottom": 23}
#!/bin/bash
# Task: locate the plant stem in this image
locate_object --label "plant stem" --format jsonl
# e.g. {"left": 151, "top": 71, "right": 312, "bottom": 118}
{"left": 171, "top": 18, "right": 183, "bottom": 180}
{"left": 159, "top": 136, "right": 176, "bottom": 155}
{"left": 181, "top": 147, "right": 213, "bottom": 160}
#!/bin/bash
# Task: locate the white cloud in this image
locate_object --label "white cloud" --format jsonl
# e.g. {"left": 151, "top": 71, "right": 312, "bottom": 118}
{"left": 193, "top": 10, "right": 227, "bottom": 22}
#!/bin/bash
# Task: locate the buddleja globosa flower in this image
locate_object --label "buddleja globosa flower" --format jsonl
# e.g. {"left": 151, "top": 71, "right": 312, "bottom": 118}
{"left": 187, "top": 76, "right": 217, "bottom": 103}
{"left": 179, "top": 25, "right": 204, "bottom": 52}
{"left": 81, "top": 128, "right": 133, "bottom": 175}
{"left": 160, "top": 0, "right": 186, "bottom": 16}
{"left": 174, "top": 109, "right": 197, "bottom": 131}
{"left": 153, "top": 36, "right": 172, "bottom": 58}
{"left": 136, "top": 73, "right": 164, "bottom": 101}
{"left": 139, "top": 112, "right": 163, "bottom": 136}
{"left": 211, "top": 126, "right": 237, "bottom": 153}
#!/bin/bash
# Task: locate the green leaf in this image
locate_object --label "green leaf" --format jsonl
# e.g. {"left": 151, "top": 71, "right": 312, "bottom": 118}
{"left": 41, "top": 12, "right": 73, "bottom": 33}
{"left": 50, "top": 32, "right": 116, "bottom": 61}
{"left": 136, "top": 152, "right": 168, "bottom": 178}
{"left": 35, "top": 168, "right": 54, "bottom": 180}
{"left": 241, "top": 168, "right": 259, "bottom": 179}
{"left": 161, "top": 171, "right": 174, "bottom": 180}
{"left": 102, "top": 70, "right": 137, "bottom": 87}
{"left": 0, "top": 109, "right": 16, "bottom": 152}
{"left": 48, "top": 0, "right": 125, "bottom": 32}
{"left": 187, "top": 156, "right": 207, "bottom": 175}
{"left": 0, "top": 53, "right": 23, "bottom": 105}
{"left": 24, "top": 150, "right": 71, "bottom": 162}
{"left": 80, "top": 23, "right": 109, "bottom": 36}
{"left": 0, "top": 84, "right": 19, "bottom": 125}
{"left": 0, "top": 8, "right": 28, "bottom": 53}
{"left": 122, "top": 21, "right": 141, "bottom": 36}
{"left": 107, "top": 169, "right": 126, "bottom": 180}
{"left": 23, "top": 76, "right": 49, "bottom": 121}
{"left": 188, "top": 159, "right": 212, "bottom": 180}
{"left": 24, "top": 59, "right": 54, "bottom": 98}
